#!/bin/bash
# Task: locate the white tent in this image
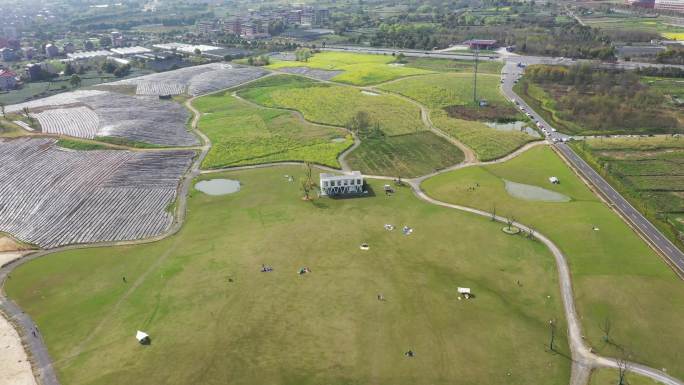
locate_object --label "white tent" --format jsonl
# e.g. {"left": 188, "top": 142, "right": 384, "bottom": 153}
{"left": 136, "top": 330, "right": 150, "bottom": 343}
{"left": 457, "top": 287, "right": 471, "bottom": 294}
{"left": 549, "top": 176, "right": 559, "bottom": 184}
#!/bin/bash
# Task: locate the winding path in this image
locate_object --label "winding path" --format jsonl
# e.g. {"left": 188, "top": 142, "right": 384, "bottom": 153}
{"left": 1, "top": 64, "right": 682, "bottom": 385}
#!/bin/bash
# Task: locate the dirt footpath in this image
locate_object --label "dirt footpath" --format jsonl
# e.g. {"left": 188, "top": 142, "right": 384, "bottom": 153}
{"left": 0, "top": 310, "right": 37, "bottom": 385}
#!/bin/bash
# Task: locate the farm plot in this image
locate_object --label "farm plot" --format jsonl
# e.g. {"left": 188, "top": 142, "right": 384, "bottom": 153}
{"left": 0, "top": 137, "right": 194, "bottom": 248}
{"left": 267, "top": 51, "right": 432, "bottom": 85}
{"left": 275, "top": 67, "right": 343, "bottom": 81}
{"left": 345, "top": 131, "right": 464, "bottom": 177}
{"left": 109, "top": 63, "right": 268, "bottom": 96}
{"left": 193, "top": 92, "right": 352, "bottom": 169}
{"left": 237, "top": 75, "right": 424, "bottom": 136}
{"left": 7, "top": 90, "right": 198, "bottom": 147}
{"left": 430, "top": 111, "right": 538, "bottom": 161}
{"left": 32, "top": 107, "right": 100, "bottom": 139}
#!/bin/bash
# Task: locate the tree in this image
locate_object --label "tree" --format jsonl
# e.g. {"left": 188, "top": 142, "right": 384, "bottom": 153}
{"left": 599, "top": 317, "right": 612, "bottom": 344}
{"left": 300, "top": 162, "right": 317, "bottom": 201}
{"left": 69, "top": 74, "right": 81, "bottom": 88}
{"left": 223, "top": 54, "right": 233, "bottom": 62}
{"left": 617, "top": 355, "right": 630, "bottom": 385}
{"left": 113, "top": 64, "right": 131, "bottom": 78}
{"left": 99, "top": 36, "right": 112, "bottom": 47}
{"left": 295, "top": 48, "right": 312, "bottom": 62}
{"left": 194, "top": 48, "right": 202, "bottom": 56}
{"left": 64, "top": 62, "right": 75, "bottom": 76}
{"left": 0, "top": 102, "right": 5, "bottom": 118}
{"left": 548, "top": 319, "right": 557, "bottom": 352}
{"left": 347, "top": 110, "right": 371, "bottom": 136}
{"left": 491, "top": 204, "right": 496, "bottom": 221}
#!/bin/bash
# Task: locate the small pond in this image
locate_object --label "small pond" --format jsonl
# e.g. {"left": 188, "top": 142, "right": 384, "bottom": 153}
{"left": 331, "top": 137, "right": 346, "bottom": 143}
{"left": 504, "top": 179, "right": 570, "bottom": 202}
{"left": 486, "top": 121, "right": 540, "bottom": 138}
{"left": 195, "top": 179, "right": 241, "bottom": 196}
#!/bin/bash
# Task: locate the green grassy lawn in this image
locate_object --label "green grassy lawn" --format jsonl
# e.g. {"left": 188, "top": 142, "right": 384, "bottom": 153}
{"left": 422, "top": 146, "right": 684, "bottom": 378}
{"left": 378, "top": 72, "right": 509, "bottom": 109}
{"left": 6, "top": 166, "right": 570, "bottom": 385}
{"left": 55, "top": 139, "right": 113, "bottom": 151}
{"left": 193, "top": 91, "right": 352, "bottom": 169}
{"left": 237, "top": 75, "right": 424, "bottom": 136}
{"left": 588, "top": 369, "right": 660, "bottom": 385}
{"left": 267, "top": 51, "right": 433, "bottom": 85}
{"left": 430, "top": 111, "right": 537, "bottom": 161}
{"left": 345, "top": 131, "right": 464, "bottom": 177}
{"left": 402, "top": 57, "right": 503, "bottom": 74}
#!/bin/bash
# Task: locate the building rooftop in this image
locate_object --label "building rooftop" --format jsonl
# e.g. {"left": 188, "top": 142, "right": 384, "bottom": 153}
{"left": 110, "top": 46, "right": 152, "bottom": 56}
{"left": 320, "top": 171, "right": 362, "bottom": 179}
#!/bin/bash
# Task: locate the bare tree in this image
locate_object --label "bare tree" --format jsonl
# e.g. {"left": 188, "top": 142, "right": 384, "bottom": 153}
{"left": 617, "top": 355, "right": 630, "bottom": 385}
{"left": 506, "top": 216, "right": 514, "bottom": 231}
{"left": 0, "top": 102, "right": 5, "bottom": 118}
{"left": 527, "top": 227, "right": 536, "bottom": 239}
{"left": 300, "top": 162, "right": 317, "bottom": 201}
{"left": 491, "top": 204, "right": 496, "bottom": 222}
{"left": 600, "top": 317, "right": 612, "bottom": 344}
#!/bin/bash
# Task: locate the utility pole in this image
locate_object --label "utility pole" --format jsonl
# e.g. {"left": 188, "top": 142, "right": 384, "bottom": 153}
{"left": 473, "top": 45, "right": 479, "bottom": 105}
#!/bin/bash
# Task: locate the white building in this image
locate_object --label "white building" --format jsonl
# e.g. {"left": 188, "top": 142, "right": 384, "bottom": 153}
{"left": 320, "top": 171, "right": 364, "bottom": 196}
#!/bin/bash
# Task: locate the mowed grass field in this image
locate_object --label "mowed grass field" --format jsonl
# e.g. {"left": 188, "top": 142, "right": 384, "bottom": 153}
{"left": 267, "top": 51, "right": 433, "bottom": 85}
{"left": 422, "top": 146, "right": 684, "bottom": 378}
{"left": 430, "top": 111, "right": 537, "bottom": 161}
{"left": 237, "top": 75, "right": 424, "bottom": 136}
{"left": 193, "top": 91, "right": 352, "bottom": 169}
{"left": 588, "top": 369, "right": 661, "bottom": 385}
{"left": 345, "top": 131, "right": 464, "bottom": 177}
{"left": 5, "top": 166, "right": 570, "bottom": 385}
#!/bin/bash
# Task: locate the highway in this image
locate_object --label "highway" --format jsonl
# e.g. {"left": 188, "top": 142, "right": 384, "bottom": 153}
{"left": 323, "top": 44, "right": 684, "bottom": 276}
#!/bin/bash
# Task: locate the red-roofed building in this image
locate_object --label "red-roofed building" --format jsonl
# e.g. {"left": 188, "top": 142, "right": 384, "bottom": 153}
{"left": 0, "top": 69, "right": 17, "bottom": 90}
{"left": 465, "top": 39, "right": 498, "bottom": 50}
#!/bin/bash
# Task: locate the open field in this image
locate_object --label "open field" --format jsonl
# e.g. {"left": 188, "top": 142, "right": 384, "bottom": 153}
{"left": 378, "top": 72, "right": 511, "bottom": 110}
{"left": 430, "top": 111, "right": 538, "bottom": 161}
{"left": 237, "top": 75, "right": 424, "bottom": 136}
{"left": 663, "top": 32, "right": 684, "bottom": 40}
{"left": 108, "top": 63, "right": 268, "bottom": 96}
{"left": 422, "top": 146, "right": 684, "bottom": 378}
{"left": 267, "top": 51, "right": 433, "bottom": 85}
{"left": 345, "top": 131, "right": 464, "bottom": 177}
{"left": 571, "top": 136, "right": 684, "bottom": 247}
{"left": 402, "top": 57, "right": 503, "bottom": 74}
{"left": 588, "top": 368, "right": 660, "bottom": 385}
{"left": 6, "top": 90, "right": 198, "bottom": 147}
{"left": 581, "top": 14, "right": 684, "bottom": 37}
{"left": 5, "top": 165, "right": 570, "bottom": 385}
{"left": 193, "top": 92, "right": 352, "bottom": 169}
{"left": 0, "top": 137, "right": 194, "bottom": 248}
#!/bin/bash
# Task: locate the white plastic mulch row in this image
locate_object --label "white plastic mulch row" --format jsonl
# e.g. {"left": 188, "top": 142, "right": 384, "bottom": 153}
{"left": 0, "top": 137, "right": 195, "bottom": 248}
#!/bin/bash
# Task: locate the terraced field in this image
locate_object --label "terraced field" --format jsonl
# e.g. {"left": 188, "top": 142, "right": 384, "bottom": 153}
{"left": 0, "top": 137, "right": 194, "bottom": 248}
{"left": 6, "top": 90, "right": 198, "bottom": 147}
{"left": 267, "top": 51, "right": 432, "bottom": 85}
{"left": 194, "top": 92, "right": 352, "bottom": 169}
{"left": 237, "top": 75, "right": 424, "bottom": 136}
{"left": 109, "top": 63, "right": 268, "bottom": 96}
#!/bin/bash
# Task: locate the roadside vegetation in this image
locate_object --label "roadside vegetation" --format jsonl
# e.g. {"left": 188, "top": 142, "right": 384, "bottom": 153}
{"left": 237, "top": 75, "right": 424, "bottom": 136}
{"left": 571, "top": 136, "right": 684, "bottom": 250}
{"left": 5, "top": 165, "right": 570, "bottom": 385}
{"left": 345, "top": 131, "right": 464, "bottom": 177}
{"left": 267, "top": 51, "right": 432, "bottom": 85}
{"left": 516, "top": 64, "right": 683, "bottom": 136}
{"left": 194, "top": 92, "right": 352, "bottom": 169}
{"left": 422, "top": 146, "right": 684, "bottom": 378}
